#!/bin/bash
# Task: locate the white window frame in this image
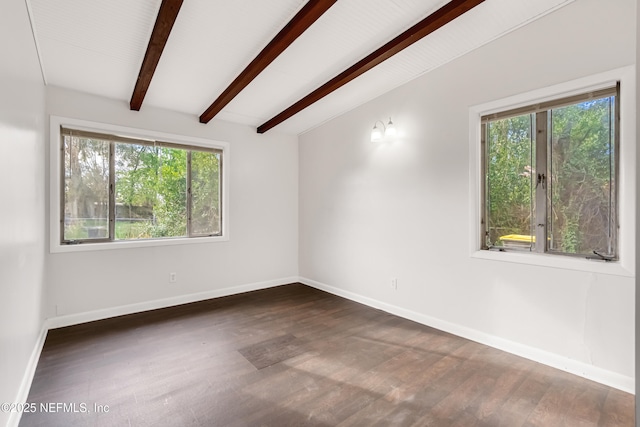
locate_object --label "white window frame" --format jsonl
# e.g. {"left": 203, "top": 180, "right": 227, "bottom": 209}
{"left": 50, "top": 116, "right": 230, "bottom": 253}
{"left": 468, "top": 66, "right": 635, "bottom": 277}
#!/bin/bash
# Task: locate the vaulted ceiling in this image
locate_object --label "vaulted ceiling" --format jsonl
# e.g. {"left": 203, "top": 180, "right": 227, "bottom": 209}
{"left": 27, "top": 0, "right": 574, "bottom": 135}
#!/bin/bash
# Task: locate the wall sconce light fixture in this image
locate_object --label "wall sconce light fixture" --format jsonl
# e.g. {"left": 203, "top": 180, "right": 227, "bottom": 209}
{"left": 371, "top": 117, "right": 396, "bottom": 142}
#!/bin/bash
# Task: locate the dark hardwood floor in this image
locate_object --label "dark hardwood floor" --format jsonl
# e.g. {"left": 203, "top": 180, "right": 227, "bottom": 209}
{"left": 20, "top": 283, "right": 633, "bottom": 426}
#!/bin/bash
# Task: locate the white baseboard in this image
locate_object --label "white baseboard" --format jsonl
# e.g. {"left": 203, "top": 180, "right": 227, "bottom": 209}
{"left": 299, "top": 276, "right": 634, "bottom": 394}
{"left": 7, "top": 324, "right": 48, "bottom": 427}
{"left": 47, "top": 277, "right": 299, "bottom": 330}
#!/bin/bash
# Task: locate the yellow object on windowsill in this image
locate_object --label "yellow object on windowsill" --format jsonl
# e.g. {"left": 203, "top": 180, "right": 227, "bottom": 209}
{"left": 499, "top": 234, "right": 534, "bottom": 248}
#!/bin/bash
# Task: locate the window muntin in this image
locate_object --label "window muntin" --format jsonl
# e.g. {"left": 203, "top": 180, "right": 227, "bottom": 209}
{"left": 61, "top": 128, "right": 222, "bottom": 244}
{"left": 481, "top": 86, "right": 619, "bottom": 259}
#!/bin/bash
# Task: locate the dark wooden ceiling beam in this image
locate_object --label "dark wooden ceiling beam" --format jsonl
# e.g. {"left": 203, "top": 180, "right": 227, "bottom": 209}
{"left": 257, "top": 0, "right": 485, "bottom": 133}
{"left": 130, "top": 0, "right": 183, "bottom": 111}
{"left": 199, "top": 0, "right": 337, "bottom": 124}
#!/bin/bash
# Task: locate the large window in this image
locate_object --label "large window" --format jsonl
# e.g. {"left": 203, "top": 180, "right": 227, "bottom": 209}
{"left": 61, "top": 127, "right": 222, "bottom": 244}
{"left": 481, "top": 85, "right": 619, "bottom": 260}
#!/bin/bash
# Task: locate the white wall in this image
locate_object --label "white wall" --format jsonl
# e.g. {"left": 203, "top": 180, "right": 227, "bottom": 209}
{"left": 299, "top": 0, "right": 636, "bottom": 390}
{"left": 45, "top": 87, "right": 299, "bottom": 320}
{"left": 635, "top": 0, "right": 640, "bottom": 418}
{"left": 0, "top": 0, "right": 47, "bottom": 426}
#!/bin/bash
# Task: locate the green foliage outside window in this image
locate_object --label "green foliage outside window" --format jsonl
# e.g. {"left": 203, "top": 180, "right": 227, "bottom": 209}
{"left": 486, "top": 114, "right": 535, "bottom": 248}
{"left": 485, "top": 94, "right": 616, "bottom": 257}
{"left": 63, "top": 131, "right": 221, "bottom": 243}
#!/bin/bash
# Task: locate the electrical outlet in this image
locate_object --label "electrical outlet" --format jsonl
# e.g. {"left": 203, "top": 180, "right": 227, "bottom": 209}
{"left": 390, "top": 278, "right": 397, "bottom": 290}
{"left": 169, "top": 272, "right": 177, "bottom": 283}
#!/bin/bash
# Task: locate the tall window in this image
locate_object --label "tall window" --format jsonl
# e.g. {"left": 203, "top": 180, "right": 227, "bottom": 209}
{"left": 61, "top": 128, "right": 222, "bottom": 244}
{"left": 481, "top": 85, "right": 619, "bottom": 259}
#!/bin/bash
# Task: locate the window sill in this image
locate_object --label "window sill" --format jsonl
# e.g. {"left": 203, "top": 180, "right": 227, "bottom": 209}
{"left": 50, "top": 234, "right": 229, "bottom": 254}
{"left": 471, "top": 249, "right": 633, "bottom": 277}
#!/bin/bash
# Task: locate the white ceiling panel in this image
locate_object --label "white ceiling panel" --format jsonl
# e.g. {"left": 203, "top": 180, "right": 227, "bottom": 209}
{"left": 29, "top": 0, "right": 161, "bottom": 99}
{"left": 220, "top": 0, "right": 448, "bottom": 123}
{"left": 28, "top": 0, "right": 575, "bottom": 135}
{"left": 142, "top": 0, "right": 308, "bottom": 114}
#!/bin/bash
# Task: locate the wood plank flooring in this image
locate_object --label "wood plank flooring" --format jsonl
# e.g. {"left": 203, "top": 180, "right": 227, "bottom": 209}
{"left": 20, "top": 283, "right": 634, "bottom": 426}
